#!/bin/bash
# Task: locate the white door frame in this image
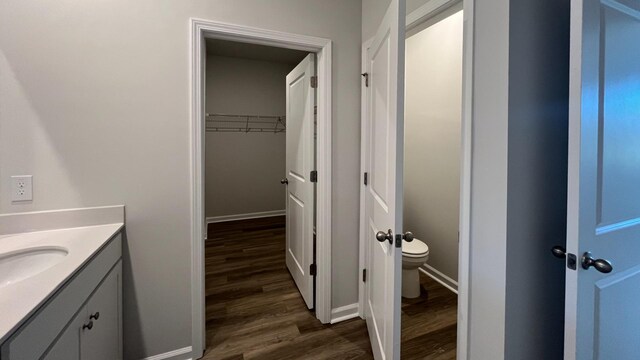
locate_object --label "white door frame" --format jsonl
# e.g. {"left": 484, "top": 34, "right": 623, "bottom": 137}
{"left": 358, "top": 0, "right": 474, "bottom": 358}
{"left": 189, "top": 18, "right": 333, "bottom": 357}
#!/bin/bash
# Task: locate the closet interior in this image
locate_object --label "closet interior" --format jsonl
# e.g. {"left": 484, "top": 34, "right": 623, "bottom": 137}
{"left": 202, "top": 39, "right": 360, "bottom": 359}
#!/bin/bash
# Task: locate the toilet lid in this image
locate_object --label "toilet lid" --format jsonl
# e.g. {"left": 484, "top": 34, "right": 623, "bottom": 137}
{"left": 402, "top": 239, "right": 429, "bottom": 255}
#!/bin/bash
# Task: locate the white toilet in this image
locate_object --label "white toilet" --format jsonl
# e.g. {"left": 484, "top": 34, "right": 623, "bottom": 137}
{"left": 402, "top": 238, "right": 430, "bottom": 298}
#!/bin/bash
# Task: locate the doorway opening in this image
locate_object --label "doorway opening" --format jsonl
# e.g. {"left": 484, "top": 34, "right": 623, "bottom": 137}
{"left": 401, "top": 3, "right": 463, "bottom": 359}
{"left": 190, "top": 19, "right": 334, "bottom": 358}
{"left": 358, "top": 0, "right": 471, "bottom": 358}
{"left": 202, "top": 39, "right": 318, "bottom": 358}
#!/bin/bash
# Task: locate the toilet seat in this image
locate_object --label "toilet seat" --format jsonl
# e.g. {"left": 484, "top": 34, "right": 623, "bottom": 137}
{"left": 402, "top": 239, "right": 429, "bottom": 257}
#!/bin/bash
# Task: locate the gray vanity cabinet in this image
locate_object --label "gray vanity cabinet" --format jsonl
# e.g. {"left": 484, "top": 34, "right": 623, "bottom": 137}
{"left": 42, "top": 306, "right": 85, "bottom": 360}
{"left": 43, "top": 262, "right": 122, "bottom": 360}
{"left": 81, "top": 261, "right": 122, "bottom": 360}
{"left": 0, "top": 233, "right": 123, "bottom": 360}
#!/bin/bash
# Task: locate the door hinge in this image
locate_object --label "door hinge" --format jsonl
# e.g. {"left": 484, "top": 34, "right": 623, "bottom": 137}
{"left": 364, "top": 172, "right": 368, "bottom": 186}
{"left": 362, "top": 268, "right": 367, "bottom": 282}
{"left": 361, "top": 72, "right": 369, "bottom": 87}
{"left": 310, "top": 76, "right": 318, "bottom": 88}
{"left": 314, "top": 105, "right": 317, "bottom": 115}
{"left": 310, "top": 170, "right": 318, "bottom": 183}
{"left": 310, "top": 263, "right": 317, "bottom": 276}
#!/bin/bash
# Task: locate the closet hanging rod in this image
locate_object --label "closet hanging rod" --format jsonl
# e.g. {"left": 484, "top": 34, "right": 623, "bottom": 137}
{"left": 207, "top": 119, "right": 278, "bottom": 124}
{"left": 205, "top": 113, "right": 286, "bottom": 133}
{"left": 205, "top": 128, "right": 286, "bottom": 133}
{"left": 206, "top": 113, "right": 284, "bottom": 119}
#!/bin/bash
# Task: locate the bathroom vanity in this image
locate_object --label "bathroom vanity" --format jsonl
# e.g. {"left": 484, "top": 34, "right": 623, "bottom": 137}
{"left": 0, "top": 206, "right": 124, "bottom": 360}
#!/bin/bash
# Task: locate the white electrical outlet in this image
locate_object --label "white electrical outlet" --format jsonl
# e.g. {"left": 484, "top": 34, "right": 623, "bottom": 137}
{"left": 11, "top": 175, "right": 33, "bottom": 202}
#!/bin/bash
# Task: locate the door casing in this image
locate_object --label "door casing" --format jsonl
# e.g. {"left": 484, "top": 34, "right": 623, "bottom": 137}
{"left": 189, "top": 18, "right": 333, "bottom": 358}
{"left": 358, "top": 0, "right": 475, "bottom": 358}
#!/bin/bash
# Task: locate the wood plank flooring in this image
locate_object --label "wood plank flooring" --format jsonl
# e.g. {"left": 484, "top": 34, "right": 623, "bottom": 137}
{"left": 203, "top": 216, "right": 457, "bottom": 360}
{"left": 401, "top": 275, "right": 458, "bottom": 360}
{"left": 203, "top": 216, "right": 372, "bottom": 360}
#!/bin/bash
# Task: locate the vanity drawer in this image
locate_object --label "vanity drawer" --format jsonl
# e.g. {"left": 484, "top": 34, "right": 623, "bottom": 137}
{"left": 0, "top": 233, "right": 122, "bottom": 360}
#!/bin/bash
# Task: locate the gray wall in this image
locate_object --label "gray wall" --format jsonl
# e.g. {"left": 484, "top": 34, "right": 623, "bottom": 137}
{"left": 504, "top": 0, "right": 569, "bottom": 358}
{"left": 404, "top": 8, "right": 463, "bottom": 282}
{"left": 0, "top": 1, "right": 362, "bottom": 358}
{"left": 205, "top": 55, "right": 290, "bottom": 218}
{"left": 362, "top": 0, "right": 392, "bottom": 40}
{"left": 469, "top": 0, "right": 569, "bottom": 358}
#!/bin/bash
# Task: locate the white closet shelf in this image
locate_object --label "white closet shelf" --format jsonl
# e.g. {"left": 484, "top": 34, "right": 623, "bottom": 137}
{"left": 206, "top": 113, "right": 286, "bottom": 133}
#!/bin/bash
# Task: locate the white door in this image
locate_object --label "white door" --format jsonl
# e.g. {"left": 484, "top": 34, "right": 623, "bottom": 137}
{"left": 565, "top": 0, "right": 640, "bottom": 359}
{"left": 285, "top": 53, "right": 316, "bottom": 309}
{"left": 362, "top": 0, "right": 405, "bottom": 359}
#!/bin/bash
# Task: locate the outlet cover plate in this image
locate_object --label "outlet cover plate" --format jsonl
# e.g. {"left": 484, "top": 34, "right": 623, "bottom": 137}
{"left": 11, "top": 175, "right": 33, "bottom": 202}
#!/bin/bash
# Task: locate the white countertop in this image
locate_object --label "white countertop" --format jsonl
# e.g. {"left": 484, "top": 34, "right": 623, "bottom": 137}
{"left": 0, "top": 223, "right": 123, "bottom": 343}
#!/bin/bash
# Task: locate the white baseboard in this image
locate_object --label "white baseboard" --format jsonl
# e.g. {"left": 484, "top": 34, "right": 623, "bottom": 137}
{"left": 206, "top": 210, "right": 285, "bottom": 224}
{"left": 140, "top": 346, "right": 192, "bottom": 360}
{"left": 419, "top": 264, "right": 458, "bottom": 294}
{"left": 330, "top": 303, "right": 360, "bottom": 324}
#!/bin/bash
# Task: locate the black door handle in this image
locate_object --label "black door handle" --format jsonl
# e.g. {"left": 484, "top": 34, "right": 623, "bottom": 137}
{"left": 90, "top": 312, "right": 100, "bottom": 321}
{"left": 82, "top": 321, "right": 94, "bottom": 330}
{"left": 581, "top": 252, "right": 613, "bottom": 273}
{"left": 401, "top": 231, "right": 414, "bottom": 242}
{"left": 375, "top": 229, "right": 393, "bottom": 244}
{"left": 280, "top": 178, "right": 288, "bottom": 185}
{"left": 551, "top": 246, "right": 566, "bottom": 259}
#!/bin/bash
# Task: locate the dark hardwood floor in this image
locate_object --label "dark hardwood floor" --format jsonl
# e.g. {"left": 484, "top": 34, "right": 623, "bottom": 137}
{"left": 204, "top": 216, "right": 457, "bottom": 360}
{"left": 203, "top": 216, "right": 372, "bottom": 360}
{"left": 401, "top": 275, "right": 458, "bottom": 360}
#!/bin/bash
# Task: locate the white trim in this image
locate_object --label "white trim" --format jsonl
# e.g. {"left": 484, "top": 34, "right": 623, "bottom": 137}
{"left": 189, "top": 18, "right": 206, "bottom": 359}
{"left": 330, "top": 303, "right": 360, "bottom": 324}
{"left": 315, "top": 36, "right": 333, "bottom": 325}
{"left": 419, "top": 266, "right": 458, "bottom": 294}
{"left": 357, "top": 37, "right": 373, "bottom": 319}
{"left": 406, "top": 0, "right": 462, "bottom": 31}
{"left": 457, "top": 0, "right": 474, "bottom": 358}
{"left": 564, "top": 0, "right": 583, "bottom": 358}
{"left": 193, "top": 18, "right": 328, "bottom": 51}
{"left": 140, "top": 346, "right": 193, "bottom": 360}
{"left": 206, "top": 210, "right": 285, "bottom": 224}
{"left": 190, "top": 18, "right": 333, "bottom": 357}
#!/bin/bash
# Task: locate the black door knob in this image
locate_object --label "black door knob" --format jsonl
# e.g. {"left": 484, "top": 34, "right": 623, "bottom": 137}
{"left": 82, "top": 321, "right": 94, "bottom": 330}
{"left": 551, "top": 245, "right": 566, "bottom": 259}
{"left": 280, "top": 178, "right": 288, "bottom": 185}
{"left": 90, "top": 312, "right": 100, "bottom": 320}
{"left": 402, "top": 231, "right": 414, "bottom": 242}
{"left": 581, "top": 252, "right": 613, "bottom": 273}
{"left": 375, "top": 229, "right": 393, "bottom": 244}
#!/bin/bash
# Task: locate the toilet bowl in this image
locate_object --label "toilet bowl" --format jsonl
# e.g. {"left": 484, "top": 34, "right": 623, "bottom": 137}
{"left": 402, "top": 238, "right": 429, "bottom": 298}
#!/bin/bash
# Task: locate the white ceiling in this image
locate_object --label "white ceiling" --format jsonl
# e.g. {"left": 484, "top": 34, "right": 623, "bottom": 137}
{"left": 205, "top": 38, "right": 309, "bottom": 64}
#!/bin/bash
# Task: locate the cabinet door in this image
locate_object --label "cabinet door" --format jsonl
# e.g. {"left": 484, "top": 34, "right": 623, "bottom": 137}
{"left": 42, "top": 306, "right": 87, "bottom": 360}
{"left": 81, "top": 261, "right": 122, "bottom": 360}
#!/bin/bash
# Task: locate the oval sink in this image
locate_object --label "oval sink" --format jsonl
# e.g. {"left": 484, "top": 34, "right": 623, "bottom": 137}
{"left": 0, "top": 247, "right": 69, "bottom": 287}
